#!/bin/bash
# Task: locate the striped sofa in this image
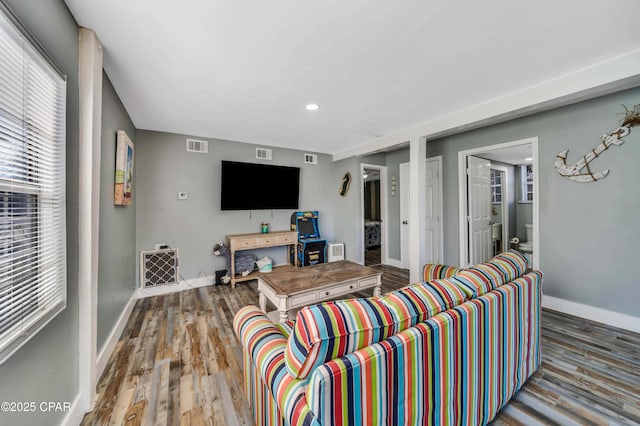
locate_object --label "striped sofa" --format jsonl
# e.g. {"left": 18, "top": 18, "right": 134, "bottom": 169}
{"left": 233, "top": 251, "right": 542, "bottom": 425}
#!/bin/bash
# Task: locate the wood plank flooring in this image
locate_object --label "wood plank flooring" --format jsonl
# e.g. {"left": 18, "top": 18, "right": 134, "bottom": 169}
{"left": 81, "top": 265, "right": 640, "bottom": 425}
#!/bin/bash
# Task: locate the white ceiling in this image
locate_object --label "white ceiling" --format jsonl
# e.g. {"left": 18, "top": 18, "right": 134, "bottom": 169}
{"left": 63, "top": 0, "right": 640, "bottom": 156}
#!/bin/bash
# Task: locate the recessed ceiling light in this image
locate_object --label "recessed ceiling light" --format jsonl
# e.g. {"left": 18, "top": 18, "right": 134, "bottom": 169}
{"left": 525, "top": 157, "right": 533, "bottom": 161}
{"left": 305, "top": 103, "right": 319, "bottom": 111}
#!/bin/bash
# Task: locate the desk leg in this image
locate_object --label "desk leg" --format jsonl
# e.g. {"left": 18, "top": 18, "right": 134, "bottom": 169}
{"left": 230, "top": 250, "right": 236, "bottom": 288}
{"left": 259, "top": 292, "right": 266, "bottom": 313}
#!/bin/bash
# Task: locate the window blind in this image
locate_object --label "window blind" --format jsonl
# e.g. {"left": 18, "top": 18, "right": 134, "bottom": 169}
{"left": 0, "top": 4, "right": 66, "bottom": 364}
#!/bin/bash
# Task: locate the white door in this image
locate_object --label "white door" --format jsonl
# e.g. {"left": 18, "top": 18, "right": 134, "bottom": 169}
{"left": 425, "top": 158, "right": 442, "bottom": 264}
{"left": 399, "top": 162, "right": 410, "bottom": 269}
{"left": 467, "top": 156, "right": 491, "bottom": 265}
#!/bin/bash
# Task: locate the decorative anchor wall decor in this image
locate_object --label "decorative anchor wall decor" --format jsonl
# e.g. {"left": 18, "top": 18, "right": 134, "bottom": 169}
{"left": 555, "top": 104, "right": 640, "bottom": 183}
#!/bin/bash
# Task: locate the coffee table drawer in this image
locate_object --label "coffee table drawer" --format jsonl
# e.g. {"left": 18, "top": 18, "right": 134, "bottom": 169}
{"left": 359, "top": 276, "right": 379, "bottom": 288}
{"left": 289, "top": 291, "right": 318, "bottom": 308}
{"left": 319, "top": 283, "right": 358, "bottom": 299}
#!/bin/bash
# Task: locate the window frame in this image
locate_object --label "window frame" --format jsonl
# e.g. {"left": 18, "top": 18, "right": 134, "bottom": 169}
{"left": 520, "top": 164, "right": 534, "bottom": 203}
{"left": 0, "top": 1, "right": 67, "bottom": 365}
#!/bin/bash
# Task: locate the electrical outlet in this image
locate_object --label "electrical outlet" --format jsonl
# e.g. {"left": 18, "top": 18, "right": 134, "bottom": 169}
{"left": 178, "top": 191, "right": 188, "bottom": 200}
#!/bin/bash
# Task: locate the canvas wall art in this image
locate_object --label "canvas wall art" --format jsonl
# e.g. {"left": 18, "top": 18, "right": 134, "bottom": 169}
{"left": 115, "top": 130, "right": 134, "bottom": 205}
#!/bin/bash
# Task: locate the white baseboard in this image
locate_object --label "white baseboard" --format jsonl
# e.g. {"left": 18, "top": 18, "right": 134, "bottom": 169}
{"left": 135, "top": 275, "right": 215, "bottom": 299}
{"left": 384, "top": 257, "right": 405, "bottom": 269}
{"left": 96, "top": 292, "right": 137, "bottom": 379}
{"left": 60, "top": 392, "right": 84, "bottom": 426}
{"left": 542, "top": 294, "right": 640, "bottom": 334}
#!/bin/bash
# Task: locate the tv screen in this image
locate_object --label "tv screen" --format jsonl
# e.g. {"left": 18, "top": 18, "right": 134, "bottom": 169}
{"left": 221, "top": 161, "right": 300, "bottom": 210}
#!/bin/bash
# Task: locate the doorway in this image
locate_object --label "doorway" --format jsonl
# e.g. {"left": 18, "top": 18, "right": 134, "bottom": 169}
{"left": 458, "top": 138, "right": 539, "bottom": 269}
{"left": 361, "top": 164, "right": 387, "bottom": 266}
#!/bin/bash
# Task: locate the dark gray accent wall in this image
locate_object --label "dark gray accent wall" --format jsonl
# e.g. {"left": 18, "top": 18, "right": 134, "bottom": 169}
{"left": 97, "top": 72, "right": 136, "bottom": 353}
{"left": 427, "top": 86, "right": 640, "bottom": 317}
{"left": 135, "top": 130, "right": 334, "bottom": 282}
{"left": 0, "top": 0, "right": 80, "bottom": 424}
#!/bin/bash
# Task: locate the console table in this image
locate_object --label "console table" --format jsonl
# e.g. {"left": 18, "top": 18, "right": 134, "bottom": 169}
{"left": 226, "top": 230, "right": 298, "bottom": 288}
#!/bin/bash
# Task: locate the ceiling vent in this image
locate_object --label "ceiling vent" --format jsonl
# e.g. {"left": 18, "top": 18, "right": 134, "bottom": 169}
{"left": 304, "top": 153, "right": 318, "bottom": 164}
{"left": 256, "top": 148, "right": 272, "bottom": 160}
{"left": 186, "top": 138, "right": 208, "bottom": 153}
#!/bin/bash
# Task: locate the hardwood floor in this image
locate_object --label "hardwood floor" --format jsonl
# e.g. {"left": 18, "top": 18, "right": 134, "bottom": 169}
{"left": 81, "top": 266, "right": 640, "bottom": 425}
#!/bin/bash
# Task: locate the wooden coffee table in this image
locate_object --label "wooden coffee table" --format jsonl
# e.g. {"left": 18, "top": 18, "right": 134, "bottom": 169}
{"left": 257, "top": 260, "right": 382, "bottom": 323}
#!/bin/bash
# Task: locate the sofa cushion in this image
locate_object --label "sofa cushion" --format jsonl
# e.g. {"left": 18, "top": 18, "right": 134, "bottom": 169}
{"left": 454, "top": 250, "right": 528, "bottom": 298}
{"left": 423, "top": 263, "right": 462, "bottom": 281}
{"left": 379, "top": 279, "right": 468, "bottom": 330}
{"left": 486, "top": 250, "right": 528, "bottom": 282}
{"left": 286, "top": 298, "right": 397, "bottom": 379}
{"left": 285, "top": 279, "right": 468, "bottom": 379}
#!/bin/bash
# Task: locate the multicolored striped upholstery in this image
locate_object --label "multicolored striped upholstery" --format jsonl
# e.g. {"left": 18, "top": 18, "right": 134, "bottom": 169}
{"left": 378, "top": 279, "right": 468, "bottom": 331}
{"left": 285, "top": 279, "right": 468, "bottom": 380}
{"left": 234, "top": 265, "right": 542, "bottom": 426}
{"left": 454, "top": 250, "right": 528, "bottom": 298}
{"left": 285, "top": 297, "right": 398, "bottom": 379}
{"left": 423, "top": 263, "right": 462, "bottom": 281}
{"left": 306, "top": 271, "right": 542, "bottom": 425}
{"left": 233, "top": 306, "right": 317, "bottom": 426}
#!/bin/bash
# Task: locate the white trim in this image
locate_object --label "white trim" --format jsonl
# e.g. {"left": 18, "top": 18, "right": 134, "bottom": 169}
{"left": 426, "top": 156, "right": 444, "bottom": 264}
{"left": 96, "top": 292, "right": 137, "bottom": 378}
{"left": 543, "top": 295, "right": 640, "bottom": 334}
{"left": 135, "top": 275, "right": 215, "bottom": 299}
{"left": 489, "top": 164, "right": 510, "bottom": 252}
{"left": 360, "top": 163, "right": 388, "bottom": 266}
{"left": 61, "top": 392, "right": 84, "bottom": 426}
{"left": 399, "top": 162, "right": 410, "bottom": 269}
{"left": 78, "top": 27, "right": 103, "bottom": 411}
{"left": 385, "top": 258, "right": 404, "bottom": 269}
{"left": 408, "top": 136, "right": 427, "bottom": 283}
{"left": 332, "top": 49, "right": 640, "bottom": 161}
{"left": 458, "top": 137, "right": 539, "bottom": 268}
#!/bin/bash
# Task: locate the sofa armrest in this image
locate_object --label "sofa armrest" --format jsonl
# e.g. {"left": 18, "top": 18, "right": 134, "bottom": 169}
{"left": 422, "top": 263, "right": 462, "bottom": 281}
{"left": 233, "top": 306, "right": 317, "bottom": 426}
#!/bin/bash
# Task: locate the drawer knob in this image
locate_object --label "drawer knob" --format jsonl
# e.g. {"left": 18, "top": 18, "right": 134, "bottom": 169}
{"left": 325, "top": 291, "right": 330, "bottom": 296}
{"left": 349, "top": 285, "right": 353, "bottom": 289}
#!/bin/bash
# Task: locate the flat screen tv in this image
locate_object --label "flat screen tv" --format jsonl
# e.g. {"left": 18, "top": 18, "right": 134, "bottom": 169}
{"left": 221, "top": 160, "right": 300, "bottom": 210}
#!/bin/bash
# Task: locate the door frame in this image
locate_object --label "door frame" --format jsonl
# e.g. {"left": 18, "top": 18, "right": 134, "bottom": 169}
{"left": 458, "top": 137, "right": 539, "bottom": 268}
{"left": 490, "top": 164, "right": 510, "bottom": 254}
{"left": 399, "top": 162, "right": 410, "bottom": 269}
{"left": 360, "top": 163, "right": 388, "bottom": 266}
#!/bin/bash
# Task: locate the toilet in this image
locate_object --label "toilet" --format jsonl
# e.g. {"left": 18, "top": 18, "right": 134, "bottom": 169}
{"left": 519, "top": 224, "right": 533, "bottom": 268}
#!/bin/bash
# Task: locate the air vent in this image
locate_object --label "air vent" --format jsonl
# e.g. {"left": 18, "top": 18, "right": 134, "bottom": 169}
{"left": 304, "top": 153, "right": 318, "bottom": 164}
{"left": 186, "top": 138, "right": 208, "bottom": 153}
{"left": 256, "top": 148, "right": 272, "bottom": 160}
{"left": 140, "top": 249, "right": 179, "bottom": 288}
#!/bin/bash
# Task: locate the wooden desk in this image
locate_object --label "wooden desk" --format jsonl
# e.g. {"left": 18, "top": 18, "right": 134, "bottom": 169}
{"left": 226, "top": 230, "right": 298, "bottom": 288}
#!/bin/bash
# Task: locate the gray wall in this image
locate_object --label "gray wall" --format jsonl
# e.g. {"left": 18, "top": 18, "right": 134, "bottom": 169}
{"left": 97, "top": 73, "right": 137, "bottom": 353}
{"left": 427, "top": 86, "right": 640, "bottom": 317}
{"left": 0, "top": 0, "right": 80, "bottom": 424}
{"left": 135, "top": 130, "right": 335, "bottom": 282}
{"left": 331, "top": 156, "right": 361, "bottom": 263}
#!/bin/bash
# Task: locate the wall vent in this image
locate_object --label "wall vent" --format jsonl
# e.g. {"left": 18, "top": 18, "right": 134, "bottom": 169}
{"left": 140, "top": 249, "right": 179, "bottom": 288}
{"left": 304, "top": 153, "right": 318, "bottom": 164}
{"left": 186, "top": 138, "right": 208, "bottom": 153}
{"left": 256, "top": 147, "right": 272, "bottom": 160}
